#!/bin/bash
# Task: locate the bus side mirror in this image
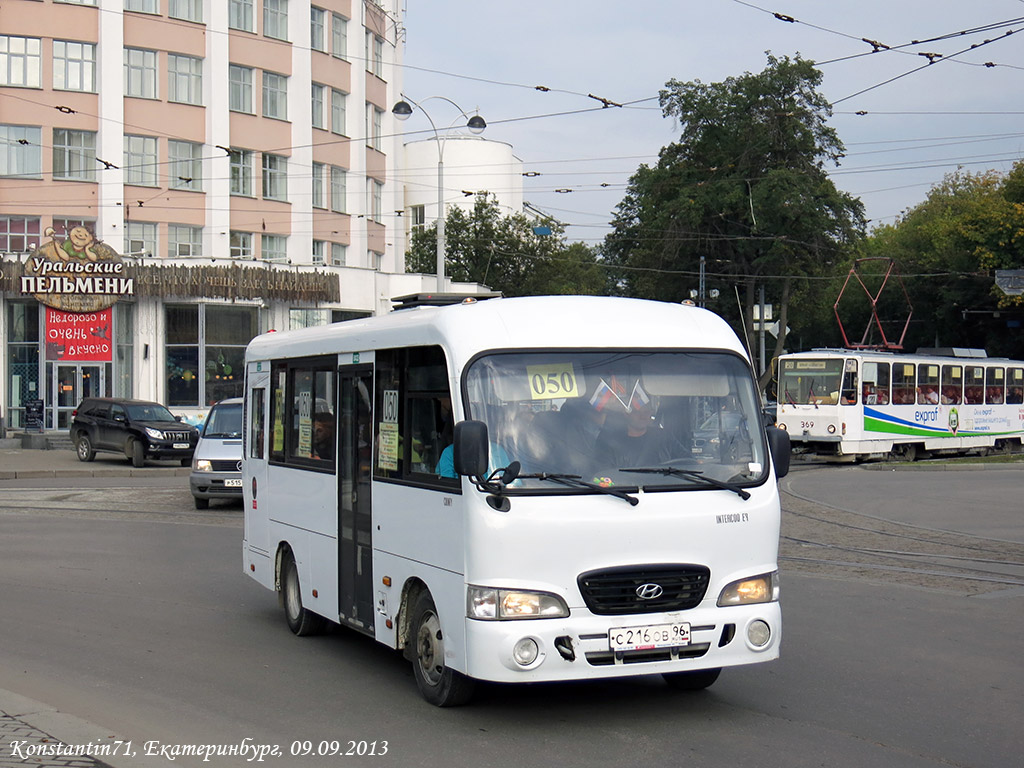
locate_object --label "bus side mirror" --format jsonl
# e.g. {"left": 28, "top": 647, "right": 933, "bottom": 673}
{"left": 767, "top": 425, "right": 791, "bottom": 479}
{"left": 454, "top": 420, "right": 488, "bottom": 477}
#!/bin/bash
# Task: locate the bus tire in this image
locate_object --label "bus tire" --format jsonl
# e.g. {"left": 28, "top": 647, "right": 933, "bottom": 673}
{"left": 662, "top": 667, "right": 721, "bottom": 691}
{"left": 410, "top": 591, "right": 475, "bottom": 707}
{"left": 281, "top": 552, "right": 325, "bottom": 637}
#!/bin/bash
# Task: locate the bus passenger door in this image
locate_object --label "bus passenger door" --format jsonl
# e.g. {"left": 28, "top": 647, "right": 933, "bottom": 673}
{"left": 244, "top": 363, "right": 271, "bottom": 560}
{"left": 337, "top": 365, "right": 374, "bottom": 635}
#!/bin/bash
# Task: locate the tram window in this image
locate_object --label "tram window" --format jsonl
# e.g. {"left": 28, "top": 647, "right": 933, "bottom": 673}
{"left": 985, "top": 367, "right": 1005, "bottom": 404}
{"left": 940, "top": 365, "right": 962, "bottom": 405}
{"left": 1008, "top": 368, "right": 1024, "bottom": 405}
{"left": 840, "top": 360, "right": 858, "bottom": 405}
{"left": 917, "top": 364, "right": 939, "bottom": 405}
{"left": 964, "top": 367, "right": 985, "bottom": 405}
{"left": 892, "top": 364, "right": 916, "bottom": 404}
{"left": 861, "top": 362, "right": 889, "bottom": 405}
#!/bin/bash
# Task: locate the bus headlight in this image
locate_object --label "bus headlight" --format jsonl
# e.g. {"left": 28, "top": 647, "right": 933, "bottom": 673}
{"left": 717, "top": 572, "right": 780, "bottom": 606}
{"left": 467, "top": 586, "right": 569, "bottom": 620}
{"left": 194, "top": 459, "right": 213, "bottom": 472}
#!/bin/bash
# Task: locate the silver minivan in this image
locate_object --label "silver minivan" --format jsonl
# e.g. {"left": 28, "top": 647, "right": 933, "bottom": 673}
{"left": 189, "top": 397, "right": 243, "bottom": 509}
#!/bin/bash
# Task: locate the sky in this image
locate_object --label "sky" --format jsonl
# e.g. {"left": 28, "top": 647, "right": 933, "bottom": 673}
{"left": 400, "top": 0, "right": 1024, "bottom": 246}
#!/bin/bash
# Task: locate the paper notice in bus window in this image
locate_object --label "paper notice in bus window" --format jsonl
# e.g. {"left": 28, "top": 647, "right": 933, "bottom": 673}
{"left": 526, "top": 363, "right": 580, "bottom": 400}
{"left": 378, "top": 421, "right": 398, "bottom": 471}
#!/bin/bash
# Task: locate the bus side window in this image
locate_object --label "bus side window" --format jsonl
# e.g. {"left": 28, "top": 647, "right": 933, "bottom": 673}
{"left": 250, "top": 388, "right": 265, "bottom": 459}
{"left": 840, "top": 361, "right": 858, "bottom": 405}
{"left": 892, "top": 364, "right": 915, "bottom": 404}
{"left": 965, "top": 367, "right": 985, "bottom": 405}
{"left": 941, "top": 365, "right": 962, "bottom": 405}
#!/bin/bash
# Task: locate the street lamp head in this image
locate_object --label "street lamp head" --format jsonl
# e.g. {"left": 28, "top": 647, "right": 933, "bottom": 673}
{"left": 392, "top": 100, "right": 413, "bottom": 121}
{"left": 466, "top": 115, "right": 486, "bottom": 134}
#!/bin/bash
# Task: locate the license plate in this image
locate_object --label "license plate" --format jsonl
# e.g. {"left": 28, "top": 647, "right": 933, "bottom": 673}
{"left": 609, "top": 622, "right": 690, "bottom": 652}
{"left": 173, "top": 443, "right": 189, "bottom": 449}
{"left": 224, "top": 479, "right": 243, "bottom": 487}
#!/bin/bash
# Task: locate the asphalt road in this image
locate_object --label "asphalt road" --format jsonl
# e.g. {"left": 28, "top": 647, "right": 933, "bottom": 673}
{"left": 0, "top": 463, "right": 1021, "bottom": 768}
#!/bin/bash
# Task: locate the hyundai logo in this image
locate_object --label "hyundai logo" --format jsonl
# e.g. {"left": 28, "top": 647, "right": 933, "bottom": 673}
{"left": 635, "top": 583, "right": 664, "bottom": 600}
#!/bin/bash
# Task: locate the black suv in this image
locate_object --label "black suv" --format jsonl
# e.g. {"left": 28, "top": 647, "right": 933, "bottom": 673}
{"left": 70, "top": 398, "right": 199, "bottom": 467}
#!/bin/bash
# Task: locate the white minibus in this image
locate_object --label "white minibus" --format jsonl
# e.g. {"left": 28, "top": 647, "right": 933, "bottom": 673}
{"left": 242, "top": 295, "right": 790, "bottom": 705}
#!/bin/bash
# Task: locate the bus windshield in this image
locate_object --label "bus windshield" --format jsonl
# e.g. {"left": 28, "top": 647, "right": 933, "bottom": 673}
{"left": 779, "top": 358, "right": 845, "bottom": 405}
{"left": 464, "top": 351, "right": 768, "bottom": 490}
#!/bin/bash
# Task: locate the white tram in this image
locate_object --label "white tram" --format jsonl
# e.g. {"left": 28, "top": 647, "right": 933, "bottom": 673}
{"left": 776, "top": 348, "right": 1024, "bottom": 461}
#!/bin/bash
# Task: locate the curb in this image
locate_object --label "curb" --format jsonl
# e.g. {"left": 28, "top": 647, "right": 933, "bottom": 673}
{"left": 0, "top": 468, "right": 191, "bottom": 481}
{"left": 0, "top": 688, "right": 139, "bottom": 768}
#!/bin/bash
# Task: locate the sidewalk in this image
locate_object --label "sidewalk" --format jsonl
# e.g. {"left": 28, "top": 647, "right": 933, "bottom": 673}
{"left": 0, "top": 447, "right": 191, "bottom": 481}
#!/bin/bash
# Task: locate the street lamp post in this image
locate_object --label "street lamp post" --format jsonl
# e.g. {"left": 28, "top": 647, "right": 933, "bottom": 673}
{"left": 392, "top": 96, "right": 486, "bottom": 292}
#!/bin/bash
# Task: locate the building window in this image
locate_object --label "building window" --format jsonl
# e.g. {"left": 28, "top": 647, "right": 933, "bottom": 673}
{"left": 229, "top": 0, "right": 253, "bottom": 31}
{"left": 370, "top": 179, "right": 383, "bottom": 223}
{"left": 410, "top": 205, "right": 425, "bottom": 230}
{"left": 169, "top": 0, "right": 202, "bottom": 23}
{"left": 57, "top": 0, "right": 98, "bottom": 5}
{"left": 230, "top": 231, "right": 253, "bottom": 258}
{"left": 228, "top": 65, "right": 252, "bottom": 113}
{"left": 310, "top": 7, "right": 326, "bottom": 52}
{"left": 168, "top": 54, "right": 202, "bottom": 106}
{"left": 53, "top": 40, "right": 96, "bottom": 92}
{"left": 166, "top": 304, "right": 257, "bottom": 407}
{"left": 263, "top": 0, "right": 289, "bottom": 41}
{"left": 262, "top": 153, "right": 287, "bottom": 201}
{"left": 0, "top": 216, "right": 41, "bottom": 252}
{"left": 262, "top": 234, "right": 287, "bottom": 263}
{"left": 289, "top": 308, "right": 330, "bottom": 329}
{"left": 330, "top": 243, "right": 347, "bottom": 266}
{"left": 371, "top": 106, "right": 383, "bottom": 150}
{"left": 230, "top": 148, "right": 253, "bottom": 196}
{"left": 168, "top": 224, "right": 202, "bottom": 258}
{"left": 330, "top": 165, "right": 346, "bottom": 213}
{"left": 311, "top": 83, "right": 325, "bottom": 129}
{"left": 331, "top": 14, "right": 347, "bottom": 59}
{"left": 124, "top": 0, "right": 158, "bottom": 13}
{"left": 53, "top": 128, "right": 96, "bottom": 181}
{"left": 0, "top": 36, "right": 42, "bottom": 88}
{"left": 124, "top": 48, "right": 157, "bottom": 99}
{"left": 124, "top": 221, "right": 157, "bottom": 257}
{"left": 262, "top": 71, "right": 288, "bottom": 120}
{"left": 331, "top": 89, "right": 346, "bottom": 135}
{"left": 52, "top": 218, "right": 95, "bottom": 238}
{"left": 0, "top": 125, "right": 41, "bottom": 178}
{"left": 123, "top": 134, "right": 158, "bottom": 186}
{"left": 114, "top": 303, "right": 134, "bottom": 398}
{"left": 312, "top": 162, "right": 325, "bottom": 208}
{"left": 169, "top": 140, "right": 203, "bottom": 191}
{"left": 312, "top": 240, "right": 326, "bottom": 265}
{"left": 364, "top": 32, "right": 383, "bottom": 77}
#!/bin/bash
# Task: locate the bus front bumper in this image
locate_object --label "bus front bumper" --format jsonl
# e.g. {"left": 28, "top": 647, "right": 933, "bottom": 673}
{"left": 463, "top": 601, "right": 781, "bottom": 684}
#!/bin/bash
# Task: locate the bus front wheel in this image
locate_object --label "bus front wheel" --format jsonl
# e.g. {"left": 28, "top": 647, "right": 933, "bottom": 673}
{"left": 281, "top": 552, "right": 325, "bottom": 637}
{"left": 410, "top": 591, "right": 475, "bottom": 707}
{"left": 662, "top": 667, "right": 721, "bottom": 691}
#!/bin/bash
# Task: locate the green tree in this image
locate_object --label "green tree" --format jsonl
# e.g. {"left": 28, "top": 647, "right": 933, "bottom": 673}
{"left": 861, "top": 163, "right": 1024, "bottom": 357}
{"left": 602, "top": 54, "right": 865, "bottom": 386}
{"left": 405, "top": 193, "right": 607, "bottom": 297}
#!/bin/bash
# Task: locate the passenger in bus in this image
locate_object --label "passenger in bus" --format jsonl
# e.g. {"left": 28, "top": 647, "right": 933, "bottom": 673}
{"left": 312, "top": 412, "right": 335, "bottom": 461}
{"left": 596, "top": 399, "right": 665, "bottom": 468}
{"left": 987, "top": 387, "right": 1003, "bottom": 404}
{"left": 919, "top": 386, "right": 939, "bottom": 405}
{"left": 941, "top": 386, "right": 960, "bottom": 405}
{"left": 862, "top": 384, "right": 877, "bottom": 405}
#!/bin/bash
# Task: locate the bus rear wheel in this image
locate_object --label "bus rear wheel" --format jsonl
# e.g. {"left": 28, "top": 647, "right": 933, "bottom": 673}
{"left": 662, "top": 667, "right": 721, "bottom": 691}
{"left": 281, "top": 551, "right": 325, "bottom": 637}
{"left": 410, "top": 591, "right": 475, "bottom": 707}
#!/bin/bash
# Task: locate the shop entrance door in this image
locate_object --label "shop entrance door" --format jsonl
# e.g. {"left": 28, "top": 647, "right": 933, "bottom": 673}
{"left": 52, "top": 364, "right": 104, "bottom": 430}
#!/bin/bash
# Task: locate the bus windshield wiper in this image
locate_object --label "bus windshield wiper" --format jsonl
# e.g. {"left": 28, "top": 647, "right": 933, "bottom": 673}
{"left": 620, "top": 467, "right": 750, "bottom": 500}
{"left": 518, "top": 472, "right": 639, "bottom": 506}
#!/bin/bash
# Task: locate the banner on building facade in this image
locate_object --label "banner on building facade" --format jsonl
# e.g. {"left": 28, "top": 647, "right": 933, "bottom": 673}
{"left": 45, "top": 307, "right": 113, "bottom": 362}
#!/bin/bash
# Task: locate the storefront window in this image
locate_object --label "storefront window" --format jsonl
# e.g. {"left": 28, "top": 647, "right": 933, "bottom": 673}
{"left": 6, "top": 302, "right": 41, "bottom": 428}
{"left": 115, "top": 303, "right": 134, "bottom": 398}
{"left": 165, "top": 304, "right": 258, "bottom": 406}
